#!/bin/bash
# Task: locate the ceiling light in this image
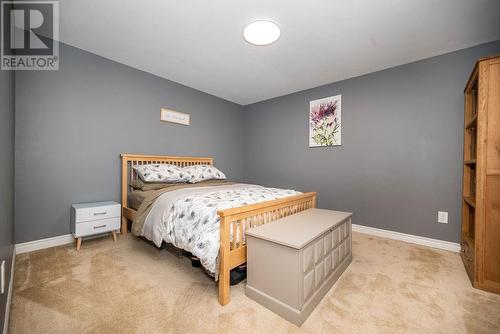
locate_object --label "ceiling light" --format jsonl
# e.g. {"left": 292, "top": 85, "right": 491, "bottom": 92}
{"left": 243, "top": 20, "right": 280, "bottom": 46}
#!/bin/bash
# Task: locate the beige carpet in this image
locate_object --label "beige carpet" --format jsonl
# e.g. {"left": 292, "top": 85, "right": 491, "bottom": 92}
{"left": 8, "top": 232, "right": 500, "bottom": 334}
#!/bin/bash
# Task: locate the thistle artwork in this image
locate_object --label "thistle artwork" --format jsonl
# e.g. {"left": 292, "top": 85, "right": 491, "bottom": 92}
{"left": 309, "top": 95, "right": 342, "bottom": 147}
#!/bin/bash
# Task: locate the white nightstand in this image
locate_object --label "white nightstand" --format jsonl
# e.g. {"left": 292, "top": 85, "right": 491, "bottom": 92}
{"left": 71, "top": 201, "right": 121, "bottom": 250}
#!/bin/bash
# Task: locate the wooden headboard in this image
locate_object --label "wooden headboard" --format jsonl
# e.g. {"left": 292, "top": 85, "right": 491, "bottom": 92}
{"left": 120, "top": 154, "right": 214, "bottom": 233}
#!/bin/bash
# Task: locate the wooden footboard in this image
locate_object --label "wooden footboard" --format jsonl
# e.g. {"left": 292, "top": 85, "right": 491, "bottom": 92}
{"left": 217, "top": 192, "right": 317, "bottom": 305}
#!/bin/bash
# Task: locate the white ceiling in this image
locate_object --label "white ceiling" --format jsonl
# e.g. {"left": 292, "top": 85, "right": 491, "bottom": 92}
{"left": 59, "top": 0, "right": 500, "bottom": 105}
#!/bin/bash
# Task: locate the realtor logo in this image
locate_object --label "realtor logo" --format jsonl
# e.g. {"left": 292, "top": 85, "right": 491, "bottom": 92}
{"left": 1, "top": 1, "right": 59, "bottom": 70}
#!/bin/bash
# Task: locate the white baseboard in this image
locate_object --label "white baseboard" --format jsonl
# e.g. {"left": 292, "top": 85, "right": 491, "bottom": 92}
{"left": 14, "top": 230, "right": 124, "bottom": 254}
{"left": 14, "top": 226, "right": 459, "bottom": 255}
{"left": 3, "top": 248, "right": 15, "bottom": 334}
{"left": 352, "top": 224, "right": 460, "bottom": 252}
{"left": 15, "top": 234, "right": 74, "bottom": 254}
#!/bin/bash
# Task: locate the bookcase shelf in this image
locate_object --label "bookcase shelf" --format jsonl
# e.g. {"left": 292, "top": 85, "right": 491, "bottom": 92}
{"left": 463, "top": 196, "right": 476, "bottom": 208}
{"left": 465, "top": 114, "right": 477, "bottom": 129}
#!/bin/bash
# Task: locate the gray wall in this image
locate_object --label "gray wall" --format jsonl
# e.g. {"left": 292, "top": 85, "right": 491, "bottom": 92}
{"left": 15, "top": 43, "right": 244, "bottom": 243}
{"left": 0, "top": 68, "right": 15, "bottom": 330}
{"left": 243, "top": 40, "right": 500, "bottom": 243}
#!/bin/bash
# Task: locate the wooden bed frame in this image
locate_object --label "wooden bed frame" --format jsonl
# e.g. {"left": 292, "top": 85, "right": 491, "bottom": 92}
{"left": 121, "top": 154, "right": 317, "bottom": 305}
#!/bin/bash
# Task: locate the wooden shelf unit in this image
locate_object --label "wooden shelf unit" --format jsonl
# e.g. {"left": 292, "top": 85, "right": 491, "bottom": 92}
{"left": 460, "top": 55, "right": 500, "bottom": 294}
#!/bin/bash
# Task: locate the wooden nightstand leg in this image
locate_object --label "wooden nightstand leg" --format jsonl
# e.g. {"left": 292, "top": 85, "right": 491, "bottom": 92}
{"left": 111, "top": 230, "right": 117, "bottom": 242}
{"left": 76, "top": 237, "right": 82, "bottom": 251}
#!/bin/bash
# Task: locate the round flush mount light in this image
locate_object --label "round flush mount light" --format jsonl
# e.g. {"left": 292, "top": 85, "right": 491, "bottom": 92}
{"left": 243, "top": 20, "right": 280, "bottom": 46}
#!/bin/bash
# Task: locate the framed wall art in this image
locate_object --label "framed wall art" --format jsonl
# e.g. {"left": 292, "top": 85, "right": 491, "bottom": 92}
{"left": 160, "top": 108, "right": 191, "bottom": 126}
{"left": 309, "top": 95, "right": 341, "bottom": 147}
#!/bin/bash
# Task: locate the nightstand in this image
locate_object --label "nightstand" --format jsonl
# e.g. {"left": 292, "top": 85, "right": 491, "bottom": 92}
{"left": 70, "top": 201, "right": 121, "bottom": 250}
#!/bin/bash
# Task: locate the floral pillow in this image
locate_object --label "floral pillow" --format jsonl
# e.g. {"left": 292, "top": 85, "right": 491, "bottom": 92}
{"left": 132, "top": 164, "right": 188, "bottom": 183}
{"left": 182, "top": 165, "right": 226, "bottom": 184}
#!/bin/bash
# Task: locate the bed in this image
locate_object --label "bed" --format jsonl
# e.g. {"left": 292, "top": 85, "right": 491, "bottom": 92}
{"left": 121, "top": 154, "right": 317, "bottom": 305}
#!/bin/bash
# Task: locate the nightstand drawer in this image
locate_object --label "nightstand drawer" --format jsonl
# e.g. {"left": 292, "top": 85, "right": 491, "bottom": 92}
{"left": 74, "top": 217, "right": 120, "bottom": 237}
{"left": 74, "top": 203, "right": 121, "bottom": 223}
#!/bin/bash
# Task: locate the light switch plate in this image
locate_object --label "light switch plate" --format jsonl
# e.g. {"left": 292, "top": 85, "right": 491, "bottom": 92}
{"left": 1, "top": 260, "right": 5, "bottom": 294}
{"left": 438, "top": 211, "right": 448, "bottom": 224}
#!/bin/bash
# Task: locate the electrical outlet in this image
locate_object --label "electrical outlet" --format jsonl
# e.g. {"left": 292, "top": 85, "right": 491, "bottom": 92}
{"left": 1, "top": 260, "right": 5, "bottom": 294}
{"left": 438, "top": 211, "right": 448, "bottom": 224}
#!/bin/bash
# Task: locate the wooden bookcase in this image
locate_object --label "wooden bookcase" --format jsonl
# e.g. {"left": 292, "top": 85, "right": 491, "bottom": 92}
{"left": 461, "top": 55, "right": 500, "bottom": 294}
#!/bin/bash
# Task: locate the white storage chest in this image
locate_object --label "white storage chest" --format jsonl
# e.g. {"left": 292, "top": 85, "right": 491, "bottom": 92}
{"left": 245, "top": 208, "right": 352, "bottom": 326}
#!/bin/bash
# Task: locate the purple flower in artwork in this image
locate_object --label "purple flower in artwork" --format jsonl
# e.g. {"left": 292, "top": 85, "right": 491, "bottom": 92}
{"left": 310, "top": 101, "right": 337, "bottom": 124}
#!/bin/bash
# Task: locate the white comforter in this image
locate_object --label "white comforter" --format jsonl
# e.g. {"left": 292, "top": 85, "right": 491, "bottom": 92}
{"left": 141, "top": 184, "right": 300, "bottom": 275}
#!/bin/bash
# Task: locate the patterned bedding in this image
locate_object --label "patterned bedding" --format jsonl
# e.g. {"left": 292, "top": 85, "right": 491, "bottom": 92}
{"left": 141, "top": 184, "right": 301, "bottom": 275}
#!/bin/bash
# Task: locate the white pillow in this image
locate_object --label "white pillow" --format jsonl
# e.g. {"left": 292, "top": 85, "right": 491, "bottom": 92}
{"left": 132, "top": 164, "right": 188, "bottom": 183}
{"left": 182, "top": 165, "right": 226, "bottom": 183}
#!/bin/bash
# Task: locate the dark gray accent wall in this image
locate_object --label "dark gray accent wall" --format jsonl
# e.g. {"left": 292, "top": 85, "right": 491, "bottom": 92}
{"left": 15, "top": 42, "right": 244, "bottom": 243}
{"left": 243, "top": 40, "right": 500, "bottom": 243}
{"left": 0, "top": 68, "right": 15, "bottom": 330}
